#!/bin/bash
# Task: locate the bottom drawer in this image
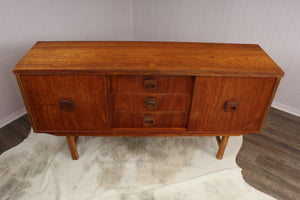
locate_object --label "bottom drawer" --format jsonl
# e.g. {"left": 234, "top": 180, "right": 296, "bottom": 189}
{"left": 111, "top": 111, "right": 188, "bottom": 128}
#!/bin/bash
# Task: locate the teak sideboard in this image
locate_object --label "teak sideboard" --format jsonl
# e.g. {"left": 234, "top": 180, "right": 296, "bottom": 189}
{"left": 13, "top": 41, "right": 284, "bottom": 160}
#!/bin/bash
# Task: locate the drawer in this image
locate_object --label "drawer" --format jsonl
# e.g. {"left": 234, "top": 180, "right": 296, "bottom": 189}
{"left": 109, "top": 75, "right": 193, "bottom": 93}
{"left": 111, "top": 111, "right": 188, "bottom": 128}
{"left": 109, "top": 93, "right": 191, "bottom": 111}
{"left": 20, "top": 75, "right": 104, "bottom": 105}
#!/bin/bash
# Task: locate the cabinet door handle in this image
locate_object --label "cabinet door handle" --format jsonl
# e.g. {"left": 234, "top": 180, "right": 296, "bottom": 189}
{"left": 60, "top": 100, "right": 74, "bottom": 111}
{"left": 144, "top": 79, "right": 157, "bottom": 90}
{"left": 143, "top": 115, "right": 155, "bottom": 126}
{"left": 224, "top": 101, "right": 238, "bottom": 112}
{"left": 144, "top": 98, "right": 157, "bottom": 109}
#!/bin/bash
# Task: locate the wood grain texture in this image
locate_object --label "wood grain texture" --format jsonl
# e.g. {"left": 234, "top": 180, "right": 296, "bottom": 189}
{"left": 0, "top": 115, "right": 31, "bottom": 154}
{"left": 13, "top": 41, "right": 284, "bottom": 77}
{"left": 35, "top": 130, "right": 254, "bottom": 136}
{"left": 216, "top": 136, "right": 229, "bottom": 160}
{"left": 2, "top": 108, "right": 298, "bottom": 200}
{"left": 66, "top": 136, "right": 79, "bottom": 160}
{"left": 109, "top": 93, "right": 191, "bottom": 111}
{"left": 111, "top": 111, "right": 188, "bottom": 128}
{"left": 258, "top": 78, "right": 281, "bottom": 131}
{"left": 20, "top": 75, "right": 109, "bottom": 132}
{"left": 188, "top": 77, "right": 276, "bottom": 131}
{"left": 215, "top": 136, "right": 222, "bottom": 146}
{"left": 12, "top": 41, "right": 284, "bottom": 160}
{"left": 15, "top": 74, "right": 37, "bottom": 132}
{"left": 237, "top": 108, "right": 300, "bottom": 200}
{"left": 109, "top": 75, "right": 193, "bottom": 93}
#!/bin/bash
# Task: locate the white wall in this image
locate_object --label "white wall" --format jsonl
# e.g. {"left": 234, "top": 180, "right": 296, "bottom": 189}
{"left": 0, "top": 0, "right": 133, "bottom": 127}
{"left": 1, "top": 0, "right": 299, "bottom": 127}
{"left": 133, "top": 0, "right": 300, "bottom": 116}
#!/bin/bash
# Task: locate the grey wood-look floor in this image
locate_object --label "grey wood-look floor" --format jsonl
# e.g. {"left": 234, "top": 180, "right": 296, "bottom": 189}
{"left": 236, "top": 108, "right": 300, "bottom": 200}
{"left": 0, "top": 107, "right": 299, "bottom": 200}
{"left": 0, "top": 115, "right": 31, "bottom": 153}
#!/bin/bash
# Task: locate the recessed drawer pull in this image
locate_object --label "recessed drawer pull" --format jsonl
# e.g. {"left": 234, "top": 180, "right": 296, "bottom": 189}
{"left": 144, "top": 78, "right": 157, "bottom": 90}
{"left": 60, "top": 100, "right": 74, "bottom": 111}
{"left": 144, "top": 98, "right": 157, "bottom": 109}
{"left": 224, "top": 101, "right": 238, "bottom": 112}
{"left": 143, "top": 115, "right": 155, "bottom": 126}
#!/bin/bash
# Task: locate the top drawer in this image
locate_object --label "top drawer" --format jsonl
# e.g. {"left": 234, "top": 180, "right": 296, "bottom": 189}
{"left": 109, "top": 76, "right": 193, "bottom": 93}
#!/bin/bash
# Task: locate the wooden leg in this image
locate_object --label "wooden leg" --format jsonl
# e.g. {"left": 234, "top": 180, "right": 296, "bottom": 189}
{"left": 216, "top": 136, "right": 229, "bottom": 160}
{"left": 66, "top": 136, "right": 79, "bottom": 160}
{"left": 215, "top": 136, "right": 221, "bottom": 146}
{"left": 74, "top": 136, "right": 79, "bottom": 145}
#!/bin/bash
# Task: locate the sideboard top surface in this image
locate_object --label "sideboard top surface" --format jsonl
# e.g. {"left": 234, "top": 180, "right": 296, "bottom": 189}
{"left": 13, "top": 41, "right": 284, "bottom": 77}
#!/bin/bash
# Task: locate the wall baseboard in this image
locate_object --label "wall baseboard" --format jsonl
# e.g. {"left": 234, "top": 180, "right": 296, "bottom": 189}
{"left": 0, "top": 107, "right": 27, "bottom": 128}
{"left": 272, "top": 101, "right": 300, "bottom": 117}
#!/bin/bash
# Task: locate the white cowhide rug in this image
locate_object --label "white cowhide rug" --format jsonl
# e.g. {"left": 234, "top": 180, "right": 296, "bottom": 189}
{"left": 0, "top": 130, "right": 275, "bottom": 200}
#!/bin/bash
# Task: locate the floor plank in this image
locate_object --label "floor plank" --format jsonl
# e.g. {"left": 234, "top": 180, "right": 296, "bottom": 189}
{"left": 237, "top": 108, "right": 300, "bottom": 200}
{"left": 0, "top": 115, "right": 31, "bottom": 154}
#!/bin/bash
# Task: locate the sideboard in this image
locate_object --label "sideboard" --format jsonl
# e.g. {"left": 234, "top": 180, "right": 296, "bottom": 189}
{"left": 13, "top": 41, "right": 284, "bottom": 160}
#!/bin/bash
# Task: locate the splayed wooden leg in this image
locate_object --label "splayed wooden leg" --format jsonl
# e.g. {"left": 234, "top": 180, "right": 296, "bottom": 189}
{"left": 66, "top": 136, "right": 79, "bottom": 160}
{"left": 216, "top": 136, "right": 229, "bottom": 160}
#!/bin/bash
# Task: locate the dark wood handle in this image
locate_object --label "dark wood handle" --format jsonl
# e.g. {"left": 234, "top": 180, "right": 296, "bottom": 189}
{"left": 144, "top": 79, "right": 157, "bottom": 90}
{"left": 144, "top": 98, "right": 157, "bottom": 109}
{"left": 143, "top": 115, "right": 155, "bottom": 126}
{"left": 224, "top": 101, "right": 238, "bottom": 112}
{"left": 60, "top": 100, "right": 74, "bottom": 111}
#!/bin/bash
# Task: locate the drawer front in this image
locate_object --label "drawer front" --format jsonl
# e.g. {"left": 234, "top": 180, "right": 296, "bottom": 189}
{"left": 20, "top": 75, "right": 109, "bottom": 132}
{"left": 111, "top": 111, "right": 188, "bottom": 128}
{"left": 110, "top": 75, "right": 193, "bottom": 93}
{"left": 188, "top": 77, "right": 276, "bottom": 131}
{"left": 110, "top": 93, "right": 191, "bottom": 111}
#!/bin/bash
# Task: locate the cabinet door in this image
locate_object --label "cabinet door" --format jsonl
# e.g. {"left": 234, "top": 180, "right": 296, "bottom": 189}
{"left": 188, "top": 77, "right": 276, "bottom": 132}
{"left": 20, "top": 75, "right": 109, "bottom": 132}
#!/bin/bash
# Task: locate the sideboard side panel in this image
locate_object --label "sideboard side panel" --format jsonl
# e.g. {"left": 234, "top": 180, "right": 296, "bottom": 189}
{"left": 257, "top": 78, "right": 281, "bottom": 131}
{"left": 188, "top": 76, "right": 276, "bottom": 132}
{"left": 15, "top": 74, "right": 37, "bottom": 132}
